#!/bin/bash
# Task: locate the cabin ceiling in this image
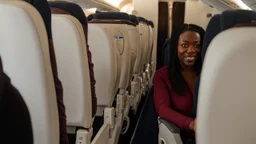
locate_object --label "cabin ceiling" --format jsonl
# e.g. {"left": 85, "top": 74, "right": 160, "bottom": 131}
{"left": 76, "top": 0, "right": 133, "bottom": 12}
{"left": 92, "top": 0, "right": 132, "bottom": 10}
{"left": 242, "top": 0, "right": 256, "bottom": 9}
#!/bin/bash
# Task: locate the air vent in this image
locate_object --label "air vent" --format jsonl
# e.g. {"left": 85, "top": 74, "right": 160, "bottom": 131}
{"left": 220, "top": 0, "right": 241, "bottom": 9}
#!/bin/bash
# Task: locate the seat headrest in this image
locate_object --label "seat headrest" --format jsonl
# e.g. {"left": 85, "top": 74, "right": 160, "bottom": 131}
{"left": 202, "top": 10, "right": 256, "bottom": 61}
{"left": 201, "top": 14, "right": 221, "bottom": 61}
{"left": 88, "top": 14, "right": 94, "bottom": 21}
{"left": 130, "top": 15, "right": 139, "bottom": 25}
{"left": 138, "top": 17, "right": 146, "bottom": 23}
{"left": 93, "top": 12, "right": 130, "bottom": 20}
{"left": 221, "top": 10, "right": 256, "bottom": 31}
{"left": 23, "top": 0, "right": 52, "bottom": 39}
{"left": 48, "top": 1, "right": 88, "bottom": 27}
{"left": 148, "top": 21, "right": 154, "bottom": 28}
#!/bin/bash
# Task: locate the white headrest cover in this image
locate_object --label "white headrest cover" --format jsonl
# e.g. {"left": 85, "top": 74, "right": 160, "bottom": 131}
{"left": 198, "top": 27, "right": 256, "bottom": 144}
{"left": 0, "top": 2, "right": 59, "bottom": 143}
{"left": 52, "top": 15, "right": 92, "bottom": 128}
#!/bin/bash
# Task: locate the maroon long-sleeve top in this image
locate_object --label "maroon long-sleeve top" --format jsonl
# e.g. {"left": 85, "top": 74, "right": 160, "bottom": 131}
{"left": 154, "top": 66, "right": 194, "bottom": 132}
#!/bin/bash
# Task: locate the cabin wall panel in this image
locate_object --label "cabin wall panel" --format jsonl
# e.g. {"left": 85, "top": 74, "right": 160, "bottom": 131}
{"left": 184, "top": 0, "right": 220, "bottom": 29}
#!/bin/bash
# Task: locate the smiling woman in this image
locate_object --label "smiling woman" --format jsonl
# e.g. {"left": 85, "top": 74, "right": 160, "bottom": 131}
{"left": 153, "top": 23, "right": 205, "bottom": 144}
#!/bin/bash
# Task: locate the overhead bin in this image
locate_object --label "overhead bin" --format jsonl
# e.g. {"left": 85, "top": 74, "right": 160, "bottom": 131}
{"left": 201, "top": 0, "right": 251, "bottom": 11}
{"left": 200, "top": 0, "right": 236, "bottom": 11}
{"left": 64, "top": 0, "right": 119, "bottom": 11}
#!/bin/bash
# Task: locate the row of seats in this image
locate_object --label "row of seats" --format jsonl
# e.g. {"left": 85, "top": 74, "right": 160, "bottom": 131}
{"left": 158, "top": 10, "right": 256, "bottom": 144}
{"left": 0, "top": 0, "right": 155, "bottom": 144}
{"left": 87, "top": 11, "right": 155, "bottom": 143}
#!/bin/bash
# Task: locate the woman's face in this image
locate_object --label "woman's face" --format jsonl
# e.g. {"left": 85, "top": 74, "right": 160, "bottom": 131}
{"left": 177, "top": 31, "right": 201, "bottom": 67}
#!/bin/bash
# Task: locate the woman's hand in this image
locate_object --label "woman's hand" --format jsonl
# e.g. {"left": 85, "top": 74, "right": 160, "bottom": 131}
{"left": 193, "top": 118, "right": 197, "bottom": 133}
{"left": 189, "top": 118, "right": 197, "bottom": 133}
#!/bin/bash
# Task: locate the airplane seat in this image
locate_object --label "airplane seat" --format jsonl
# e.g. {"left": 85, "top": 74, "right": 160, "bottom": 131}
{"left": 49, "top": 2, "right": 94, "bottom": 143}
{"left": 138, "top": 17, "right": 150, "bottom": 96}
{"left": 89, "top": 12, "right": 135, "bottom": 141}
{"left": 193, "top": 10, "right": 256, "bottom": 117}
{"left": 93, "top": 12, "right": 137, "bottom": 85}
{"left": 26, "top": 0, "right": 70, "bottom": 143}
{"left": 159, "top": 15, "right": 220, "bottom": 144}
{"left": 197, "top": 10, "right": 256, "bottom": 144}
{"left": 88, "top": 12, "right": 130, "bottom": 143}
{"left": 129, "top": 14, "right": 143, "bottom": 112}
{"left": 0, "top": 1, "right": 61, "bottom": 143}
{"left": 0, "top": 57, "right": 33, "bottom": 144}
{"left": 91, "top": 12, "right": 133, "bottom": 94}
{"left": 88, "top": 22, "right": 120, "bottom": 144}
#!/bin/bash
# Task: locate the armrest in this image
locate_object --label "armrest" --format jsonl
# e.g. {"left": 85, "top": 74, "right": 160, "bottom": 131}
{"left": 158, "top": 118, "right": 180, "bottom": 133}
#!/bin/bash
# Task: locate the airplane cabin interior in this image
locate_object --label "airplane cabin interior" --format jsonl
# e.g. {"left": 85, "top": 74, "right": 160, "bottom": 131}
{"left": 1, "top": 0, "right": 256, "bottom": 144}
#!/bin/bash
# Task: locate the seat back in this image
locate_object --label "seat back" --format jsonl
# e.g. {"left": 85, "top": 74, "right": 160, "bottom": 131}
{"left": 0, "top": 1, "right": 59, "bottom": 143}
{"left": 88, "top": 22, "right": 120, "bottom": 108}
{"left": 51, "top": 14, "right": 92, "bottom": 128}
{"left": 25, "top": 0, "right": 69, "bottom": 142}
{"left": 49, "top": 1, "right": 92, "bottom": 129}
{"left": 127, "top": 25, "right": 140, "bottom": 75}
{"left": 50, "top": 1, "right": 97, "bottom": 118}
{"left": 197, "top": 10, "right": 256, "bottom": 144}
{"left": 138, "top": 17, "right": 150, "bottom": 69}
{"left": 130, "top": 15, "right": 142, "bottom": 74}
{"left": 90, "top": 12, "right": 133, "bottom": 92}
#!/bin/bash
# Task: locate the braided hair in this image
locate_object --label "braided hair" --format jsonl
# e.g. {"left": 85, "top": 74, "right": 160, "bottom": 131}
{"left": 168, "top": 24, "right": 205, "bottom": 95}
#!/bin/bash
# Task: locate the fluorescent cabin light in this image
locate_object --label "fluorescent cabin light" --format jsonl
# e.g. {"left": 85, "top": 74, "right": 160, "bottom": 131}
{"left": 86, "top": 8, "right": 97, "bottom": 13}
{"left": 234, "top": 0, "right": 252, "bottom": 10}
{"left": 105, "top": 0, "right": 123, "bottom": 8}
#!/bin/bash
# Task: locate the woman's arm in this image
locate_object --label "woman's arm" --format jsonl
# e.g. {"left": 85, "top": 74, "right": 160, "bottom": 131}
{"left": 153, "top": 71, "right": 193, "bottom": 132}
